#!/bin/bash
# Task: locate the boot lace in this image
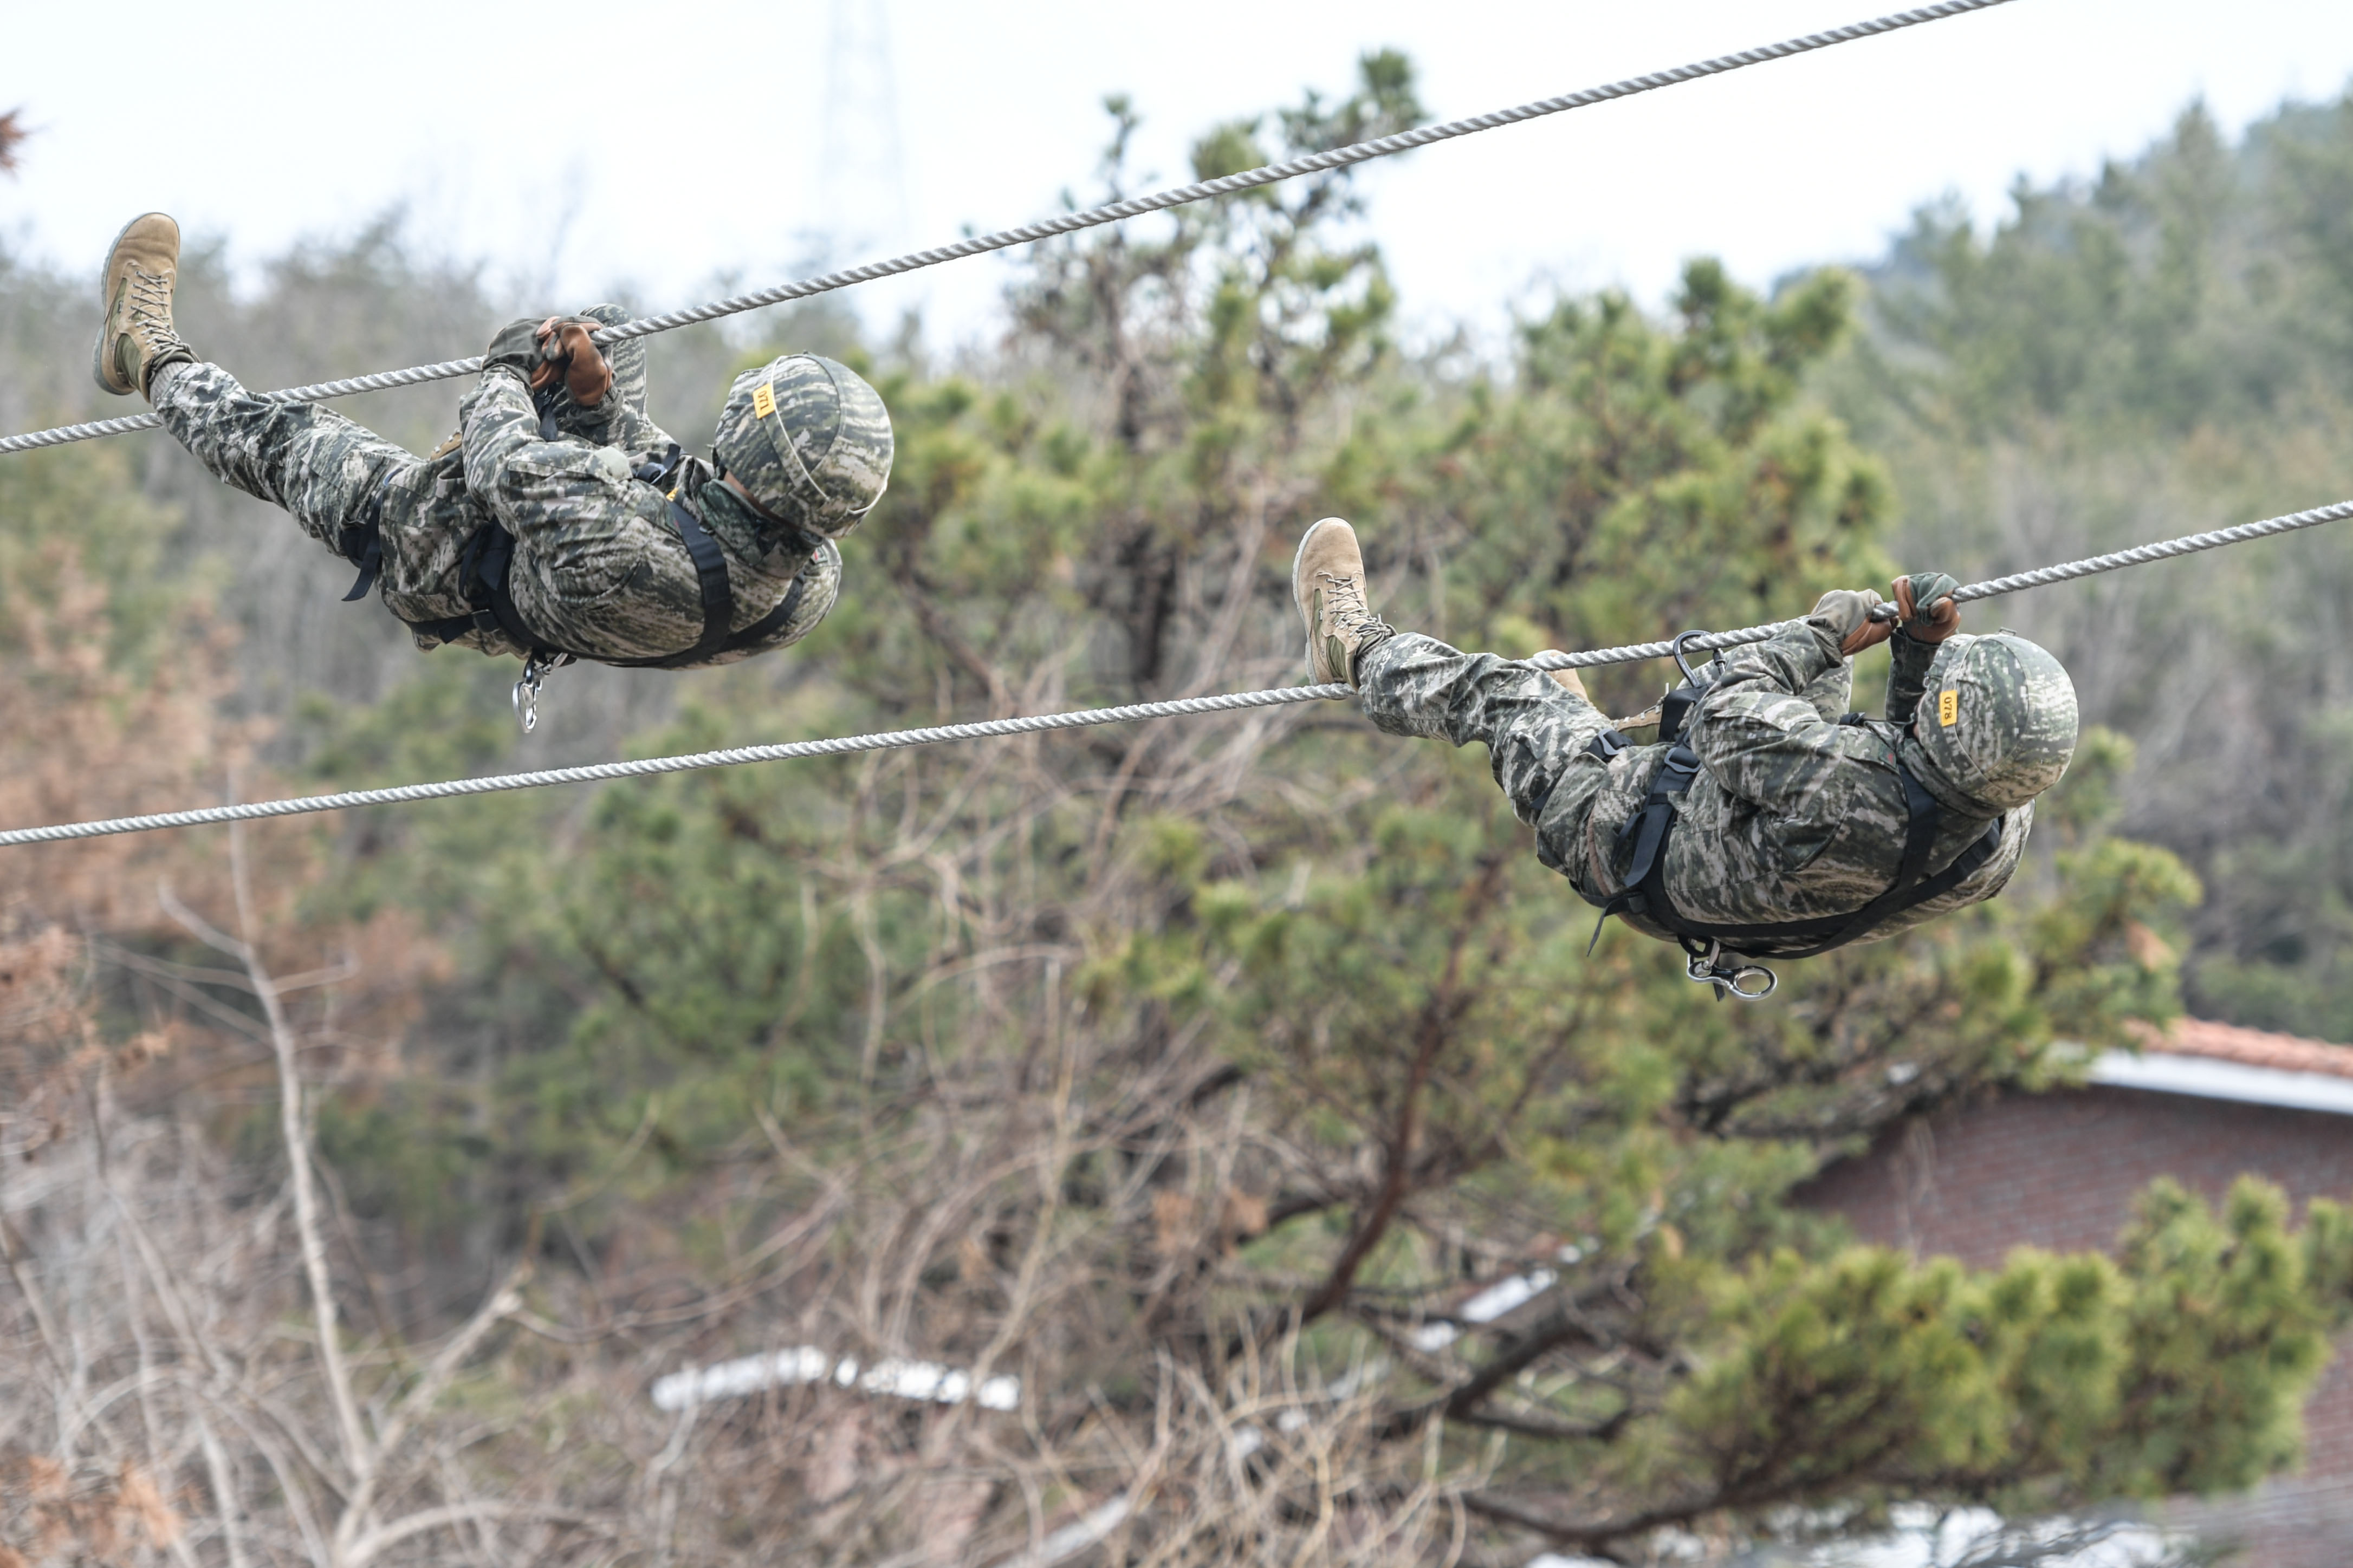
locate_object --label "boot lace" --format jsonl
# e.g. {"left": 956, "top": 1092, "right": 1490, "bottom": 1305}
{"left": 126, "top": 267, "right": 186, "bottom": 352}
{"left": 1313, "top": 568, "right": 1384, "bottom": 635}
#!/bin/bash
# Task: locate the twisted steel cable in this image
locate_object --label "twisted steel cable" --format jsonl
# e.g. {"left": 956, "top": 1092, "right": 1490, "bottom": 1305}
{"left": 5, "top": 493, "right": 2349, "bottom": 849}
{"left": 1522, "top": 496, "right": 2353, "bottom": 672}
{"left": 0, "top": 0, "right": 2015, "bottom": 458}
{"left": 0, "top": 685, "right": 1350, "bottom": 847}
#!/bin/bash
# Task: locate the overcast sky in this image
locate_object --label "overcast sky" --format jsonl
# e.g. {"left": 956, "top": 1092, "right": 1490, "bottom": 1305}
{"left": 5, "top": 0, "right": 2353, "bottom": 359}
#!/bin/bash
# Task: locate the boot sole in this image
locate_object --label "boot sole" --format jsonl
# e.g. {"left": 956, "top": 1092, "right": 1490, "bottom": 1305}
{"left": 1291, "top": 516, "right": 1354, "bottom": 684}
{"left": 90, "top": 211, "right": 174, "bottom": 397}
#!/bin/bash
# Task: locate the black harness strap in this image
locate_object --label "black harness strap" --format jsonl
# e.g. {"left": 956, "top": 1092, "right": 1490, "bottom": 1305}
{"left": 338, "top": 469, "right": 399, "bottom": 602}
{"left": 729, "top": 563, "right": 810, "bottom": 647}
{"left": 400, "top": 523, "right": 539, "bottom": 650}
{"left": 474, "top": 524, "right": 547, "bottom": 653}
{"left": 607, "top": 499, "right": 735, "bottom": 670}
{"left": 371, "top": 430, "right": 811, "bottom": 668}
{"left": 394, "top": 493, "right": 811, "bottom": 670}
{"left": 1583, "top": 732, "right": 2004, "bottom": 962}
{"left": 398, "top": 607, "right": 490, "bottom": 646}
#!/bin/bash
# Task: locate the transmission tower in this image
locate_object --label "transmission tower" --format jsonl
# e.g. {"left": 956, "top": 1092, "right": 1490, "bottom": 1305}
{"left": 818, "top": 0, "right": 913, "bottom": 265}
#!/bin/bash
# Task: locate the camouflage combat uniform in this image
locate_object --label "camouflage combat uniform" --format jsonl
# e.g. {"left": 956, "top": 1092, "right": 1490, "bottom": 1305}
{"left": 149, "top": 303, "right": 839, "bottom": 667}
{"left": 1355, "top": 621, "right": 2034, "bottom": 948}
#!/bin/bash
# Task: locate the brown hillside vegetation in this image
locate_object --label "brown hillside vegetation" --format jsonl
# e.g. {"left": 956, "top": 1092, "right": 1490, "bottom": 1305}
{"left": 7, "top": 66, "right": 2353, "bottom": 1567}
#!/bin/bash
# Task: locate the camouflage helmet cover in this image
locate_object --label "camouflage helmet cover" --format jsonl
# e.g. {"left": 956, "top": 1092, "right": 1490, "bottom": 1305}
{"left": 711, "top": 353, "right": 893, "bottom": 540}
{"left": 1910, "top": 631, "right": 2078, "bottom": 812}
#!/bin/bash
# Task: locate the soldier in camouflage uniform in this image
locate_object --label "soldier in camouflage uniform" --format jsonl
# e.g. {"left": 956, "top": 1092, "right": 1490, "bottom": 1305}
{"left": 90, "top": 213, "right": 892, "bottom": 682}
{"left": 1291, "top": 517, "right": 2078, "bottom": 984}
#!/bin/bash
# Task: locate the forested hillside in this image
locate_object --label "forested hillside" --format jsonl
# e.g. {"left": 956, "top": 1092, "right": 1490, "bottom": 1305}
{"left": 1832, "top": 95, "right": 2353, "bottom": 1039}
{"left": 5, "top": 63, "right": 2353, "bottom": 1567}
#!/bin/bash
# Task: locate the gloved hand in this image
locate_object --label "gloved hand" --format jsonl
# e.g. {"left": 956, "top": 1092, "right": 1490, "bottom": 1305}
{"left": 531, "top": 316, "right": 612, "bottom": 407}
{"left": 480, "top": 316, "right": 613, "bottom": 407}
{"left": 483, "top": 316, "right": 549, "bottom": 383}
{"left": 1811, "top": 588, "right": 1890, "bottom": 657}
{"left": 1892, "top": 570, "right": 1962, "bottom": 642}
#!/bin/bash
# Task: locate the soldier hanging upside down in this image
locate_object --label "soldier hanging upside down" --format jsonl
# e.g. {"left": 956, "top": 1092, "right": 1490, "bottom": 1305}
{"left": 1289, "top": 517, "right": 2079, "bottom": 997}
{"left": 90, "top": 214, "right": 893, "bottom": 718}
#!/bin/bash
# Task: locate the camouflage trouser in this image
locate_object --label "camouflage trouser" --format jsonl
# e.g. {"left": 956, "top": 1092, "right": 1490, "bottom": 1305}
{"left": 150, "top": 359, "right": 423, "bottom": 564}
{"left": 1357, "top": 632, "right": 1618, "bottom": 879}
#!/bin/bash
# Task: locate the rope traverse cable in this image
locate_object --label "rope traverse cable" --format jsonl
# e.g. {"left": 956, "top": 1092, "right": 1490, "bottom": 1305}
{"left": 0, "top": 0, "right": 2016, "bottom": 459}
{"left": 1526, "top": 496, "right": 2353, "bottom": 672}
{"left": 5, "top": 493, "right": 2349, "bottom": 850}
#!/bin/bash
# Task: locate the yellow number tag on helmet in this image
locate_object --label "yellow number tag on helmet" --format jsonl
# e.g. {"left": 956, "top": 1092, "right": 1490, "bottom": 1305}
{"left": 752, "top": 380, "right": 777, "bottom": 420}
{"left": 1937, "top": 689, "right": 1959, "bottom": 727}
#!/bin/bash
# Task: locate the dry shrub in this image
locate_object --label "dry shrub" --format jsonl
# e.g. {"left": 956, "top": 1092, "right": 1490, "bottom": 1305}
{"left": 0, "top": 539, "right": 245, "bottom": 922}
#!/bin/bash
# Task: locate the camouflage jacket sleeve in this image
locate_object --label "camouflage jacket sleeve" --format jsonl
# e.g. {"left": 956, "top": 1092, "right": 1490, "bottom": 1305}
{"left": 458, "top": 366, "right": 668, "bottom": 655}
{"left": 1684, "top": 619, "right": 1855, "bottom": 813}
{"left": 1798, "top": 650, "right": 1854, "bottom": 721}
{"left": 459, "top": 367, "right": 634, "bottom": 538}
{"left": 526, "top": 302, "right": 683, "bottom": 459}
{"left": 1884, "top": 629, "right": 1940, "bottom": 726}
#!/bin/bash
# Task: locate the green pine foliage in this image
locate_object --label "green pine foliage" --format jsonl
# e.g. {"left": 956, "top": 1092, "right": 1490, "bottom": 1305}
{"left": 9, "top": 57, "right": 2353, "bottom": 1562}
{"left": 1832, "top": 96, "right": 2353, "bottom": 1042}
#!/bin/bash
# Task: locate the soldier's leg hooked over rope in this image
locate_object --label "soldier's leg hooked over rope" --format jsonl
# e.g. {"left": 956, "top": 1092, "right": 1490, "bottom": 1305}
{"left": 151, "top": 362, "right": 422, "bottom": 564}
{"left": 1293, "top": 516, "right": 1617, "bottom": 876}
{"left": 1357, "top": 633, "right": 1617, "bottom": 866}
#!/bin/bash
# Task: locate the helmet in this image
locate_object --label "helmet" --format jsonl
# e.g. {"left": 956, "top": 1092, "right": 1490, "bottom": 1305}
{"left": 711, "top": 353, "right": 893, "bottom": 541}
{"left": 1910, "top": 632, "right": 2078, "bottom": 812}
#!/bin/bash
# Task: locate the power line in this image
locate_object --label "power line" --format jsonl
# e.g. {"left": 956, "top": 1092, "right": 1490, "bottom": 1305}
{"left": 0, "top": 0, "right": 2015, "bottom": 458}
{"left": 5, "top": 494, "right": 2345, "bottom": 850}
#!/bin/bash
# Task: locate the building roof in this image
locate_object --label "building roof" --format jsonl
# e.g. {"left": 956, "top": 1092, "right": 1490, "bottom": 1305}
{"left": 2149, "top": 1017, "right": 2353, "bottom": 1081}
{"left": 2093, "top": 1018, "right": 2353, "bottom": 1116}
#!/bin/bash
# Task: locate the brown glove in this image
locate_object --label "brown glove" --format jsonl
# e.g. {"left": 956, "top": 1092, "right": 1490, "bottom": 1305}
{"left": 1812, "top": 588, "right": 1892, "bottom": 657}
{"left": 1891, "top": 571, "right": 1961, "bottom": 642}
{"left": 529, "top": 316, "right": 613, "bottom": 407}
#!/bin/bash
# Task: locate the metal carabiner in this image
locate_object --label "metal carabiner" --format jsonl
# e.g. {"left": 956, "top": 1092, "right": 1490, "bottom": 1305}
{"left": 1683, "top": 939, "right": 1778, "bottom": 1002}
{"left": 513, "top": 652, "right": 556, "bottom": 733}
{"left": 1669, "top": 628, "right": 1714, "bottom": 688}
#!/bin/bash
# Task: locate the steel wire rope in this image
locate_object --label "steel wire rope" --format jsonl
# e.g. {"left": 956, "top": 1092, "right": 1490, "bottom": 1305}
{"left": 5, "top": 495, "right": 2349, "bottom": 849}
{"left": 0, "top": 0, "right": 2017, "bottom": 458}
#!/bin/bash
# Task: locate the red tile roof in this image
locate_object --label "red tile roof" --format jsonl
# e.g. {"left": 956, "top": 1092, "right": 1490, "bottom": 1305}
{"left": 2131, "top": 1017, "right": 2353, "bottom": 1081}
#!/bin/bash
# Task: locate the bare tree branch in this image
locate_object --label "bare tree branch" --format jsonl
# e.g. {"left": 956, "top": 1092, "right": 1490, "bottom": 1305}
{"left": 1294, "top": 854, "right": 1507, "bottom": 1329}
{"left": 341, "top": 1500, "right": 617, "bottom": 1568}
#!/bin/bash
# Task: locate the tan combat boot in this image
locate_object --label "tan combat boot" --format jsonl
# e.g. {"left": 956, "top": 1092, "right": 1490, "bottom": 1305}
{"left": 92, "top": 213, "right": 194, "bottom": 398}
{"left": 1291, "top": 517, "right": 1393, "bottom": 688}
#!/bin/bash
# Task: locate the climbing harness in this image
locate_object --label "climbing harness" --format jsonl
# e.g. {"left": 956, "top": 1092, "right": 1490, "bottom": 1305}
{"left": 1578, "top": 634, "right": 2005, "bottom": 999}
{"left": 334, "top": 435, "right": 814, "bottom": 730}
{"left": 0, "top": 0, "right": 2019, "bottom": 461}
